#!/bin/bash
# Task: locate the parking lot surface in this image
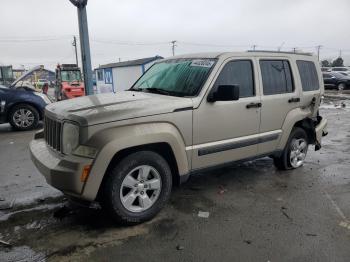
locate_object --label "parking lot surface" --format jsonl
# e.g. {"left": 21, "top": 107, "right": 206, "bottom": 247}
{"left": 0, "top": 96, "right": 350, "bottom": 262}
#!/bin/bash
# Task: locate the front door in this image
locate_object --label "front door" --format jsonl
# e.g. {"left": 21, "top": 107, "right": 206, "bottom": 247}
{"left": 192, "top": 59, "right": 261, "bottom": 170}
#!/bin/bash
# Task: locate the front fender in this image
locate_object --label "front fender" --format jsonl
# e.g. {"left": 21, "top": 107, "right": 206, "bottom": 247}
{"left": 81, "top": 122, "right": 189, "bottom": 201}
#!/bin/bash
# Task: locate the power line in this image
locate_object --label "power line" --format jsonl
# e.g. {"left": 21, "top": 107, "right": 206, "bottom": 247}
{"left": 0, "top": 36, "right": 72, "bottom": 43}
{"left": 92, "top": 39, "right": 169, "bottom": 46}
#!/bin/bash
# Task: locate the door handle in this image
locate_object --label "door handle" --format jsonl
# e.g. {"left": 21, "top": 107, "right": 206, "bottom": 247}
{"left": 288, "top": 97, "right": 300, "bottom": 103}
{"left": 246, "top": 102, "right": 262, "bottom": 109}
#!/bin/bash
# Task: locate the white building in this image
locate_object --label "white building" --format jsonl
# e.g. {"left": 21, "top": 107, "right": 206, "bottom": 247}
{"left": 95, "top": 56, "right": 163, "bottom": 93}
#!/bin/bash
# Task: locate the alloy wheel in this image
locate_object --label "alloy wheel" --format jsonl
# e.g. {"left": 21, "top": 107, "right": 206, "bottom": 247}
{"left": 290, "top": 138, "right": 308, "bottom": 168}
{"left": 12, "top": 108, "right": 35, "bottom": 128}
{"left": 120, "top": 165, "right": 162, "bottom": 213}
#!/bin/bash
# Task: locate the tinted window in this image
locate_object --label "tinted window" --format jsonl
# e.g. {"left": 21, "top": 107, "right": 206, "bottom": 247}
{"left": 214, "top": 60, "right": 254, "bottom": 98}
{"left": 297, "top": 61, "right": 319, "bottom": 91}
{"left": 260, "top": 60, "right": 293, "bottom": 95}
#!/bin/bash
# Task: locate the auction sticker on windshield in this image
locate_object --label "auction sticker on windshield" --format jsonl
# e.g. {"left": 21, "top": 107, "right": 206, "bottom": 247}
{"left": 190, "top": 60, "right": 215, "bottom": 68}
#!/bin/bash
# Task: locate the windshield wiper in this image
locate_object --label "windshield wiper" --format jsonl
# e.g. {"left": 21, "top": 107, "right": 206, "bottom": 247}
{"left": 129, "top": 87, "right": 185, "bottom": 97}
{"left": 128, "top": 87, "right": 143, "bottom": 92}
{"left": 144, "top": 87, "right": 173, "bottom": 96}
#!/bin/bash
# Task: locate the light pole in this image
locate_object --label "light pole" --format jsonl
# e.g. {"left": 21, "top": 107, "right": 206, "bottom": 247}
{"left": 69, "top": 0, "right": 93, "bottom": 95}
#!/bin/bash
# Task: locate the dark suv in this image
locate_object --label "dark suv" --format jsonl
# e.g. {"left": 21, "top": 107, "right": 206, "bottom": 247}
{"left": 0, "top": 84, "right": 51, "bottom": 130}
{"left": 322, "top": 72, "right": 350, "bottom": 90}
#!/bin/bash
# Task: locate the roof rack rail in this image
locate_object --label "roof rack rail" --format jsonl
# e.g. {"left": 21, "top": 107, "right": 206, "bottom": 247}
{"left": 247, "top": 50, "right": 313, "bottom": 56}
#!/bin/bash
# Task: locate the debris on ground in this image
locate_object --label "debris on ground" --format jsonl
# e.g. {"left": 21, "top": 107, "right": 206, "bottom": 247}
{"left": 280, "top": 207, "right": 292, "bottom": 221}
{"left": 341, "top": 102, "right": 346, "bottom": 108}
{"left": 176, "top": 245, "right": 184, "bottom": 250}
{"left": 305, "top": 233, "right": 317, "bottom": 237}
{"left": 244, "top": 240, "right": 252, "bottom": 244}
{"left": 218, "top": 185, "right": 227, "bottom": 195}
{"left": 198, "top": 211, "right": 210, "bottom": 218}
{"left": 0, "top": 239, "right": 11, "bottom": 247}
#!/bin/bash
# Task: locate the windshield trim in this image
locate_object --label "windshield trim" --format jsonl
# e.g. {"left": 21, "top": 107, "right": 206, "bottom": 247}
{"left": 129, "top": 58, "right": 218, "bottom": 97}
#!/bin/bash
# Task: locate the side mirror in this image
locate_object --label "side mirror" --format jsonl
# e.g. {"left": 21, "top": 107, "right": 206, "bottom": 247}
{"left": 207, "top": 85, "right": 239, "bottom": 102}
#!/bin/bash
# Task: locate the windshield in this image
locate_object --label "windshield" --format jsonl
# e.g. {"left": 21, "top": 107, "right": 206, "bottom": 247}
{"left": 61, "top": 70, "right": 82, "bottom": 82}
{"left": 131, "top": 58, "right": 216, "bottom": 96}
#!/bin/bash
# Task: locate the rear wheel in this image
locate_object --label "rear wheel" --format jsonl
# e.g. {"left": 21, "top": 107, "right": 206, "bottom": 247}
{"left": 9, "top": 104, "right": 39, "bottom": 131}
{"left": 103, "top": 151, "right": 172, "bottom": 225}
{"left": 274, "top": 127, "right": 308, "bottom": 170}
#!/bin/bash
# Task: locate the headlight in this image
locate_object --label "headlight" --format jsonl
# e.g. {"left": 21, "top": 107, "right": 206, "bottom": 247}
{"left": 62, "top": 122, "right": 79, "bottom": 154}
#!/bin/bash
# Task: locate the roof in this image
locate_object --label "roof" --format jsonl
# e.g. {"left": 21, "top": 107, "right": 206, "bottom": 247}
{"left": 98, "top": 56, "right": 163, "bottom": 69}
{"left": 162, "top": 51, "right": 317, "bottom": 63}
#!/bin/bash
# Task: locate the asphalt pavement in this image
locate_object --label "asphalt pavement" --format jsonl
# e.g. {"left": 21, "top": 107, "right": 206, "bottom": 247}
{"left": 0, "top": 95, "right": 350, "bottom": 262}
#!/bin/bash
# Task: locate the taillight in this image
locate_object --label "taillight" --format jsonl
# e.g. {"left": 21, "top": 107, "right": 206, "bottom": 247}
{"left": 66, "top": 88, "right": 71, "bottom": 92}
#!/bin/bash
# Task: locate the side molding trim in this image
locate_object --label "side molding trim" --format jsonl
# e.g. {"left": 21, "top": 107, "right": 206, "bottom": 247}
{"left": 198, "top": 133, "right": 279, "bottom": 156}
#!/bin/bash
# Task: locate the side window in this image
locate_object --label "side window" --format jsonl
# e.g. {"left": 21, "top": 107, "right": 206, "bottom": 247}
{"left": 260, "top": 60, "right": 294, "bottom": 95}
{"left": 214, "top": 60, "right": 255, "bottom": 98}
{"left": 297, "top": 61, "right": 319, "bottom": 91}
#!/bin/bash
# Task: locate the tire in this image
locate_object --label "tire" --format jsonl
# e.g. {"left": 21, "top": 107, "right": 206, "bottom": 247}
{"left": 338, "top": 83, "right": 346, "bottom": 91}
{"left": 274, "top": 127, "right": 309, "bottom": 170}
{"left": 9, "top": 104, "right": 39, "bottom": 131}
{"left": 103, "top": 151, "right": 172, "bottom": 225}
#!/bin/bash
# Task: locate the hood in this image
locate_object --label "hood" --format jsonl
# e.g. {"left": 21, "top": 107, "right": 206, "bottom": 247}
{"left": 45, "top": 91, "right": 193, "bottom": 126}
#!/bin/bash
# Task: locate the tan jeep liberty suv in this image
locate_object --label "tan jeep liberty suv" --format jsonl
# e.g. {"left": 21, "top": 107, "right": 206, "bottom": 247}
{"left": 30, "top": 51, "right": 328, "bottom": 224}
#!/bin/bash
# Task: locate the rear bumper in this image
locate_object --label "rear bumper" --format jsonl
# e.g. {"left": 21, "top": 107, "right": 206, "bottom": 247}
{"left": 315, "top": 117, "right": 328, "bottom": 147}
{"left": 63, "top": 90, "right": 85, "bottom": 99}
{"left": 30, "top": 139, "right": 93, "bottom": 198}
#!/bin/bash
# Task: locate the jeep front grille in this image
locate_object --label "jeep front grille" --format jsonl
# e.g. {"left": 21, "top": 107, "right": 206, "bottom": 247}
{"left": 44, "top": 116, "right": 62, "bottom": 152}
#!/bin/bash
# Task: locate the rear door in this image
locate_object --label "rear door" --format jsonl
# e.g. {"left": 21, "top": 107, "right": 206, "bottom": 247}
{"left": 257, "top": 58, "right": 300, "bottom": 155}
{"left": 322, "top": 73, "right": 336, "bottom": 88}
{"left": 296, "top": 60, "right": 321, "bottom": 118}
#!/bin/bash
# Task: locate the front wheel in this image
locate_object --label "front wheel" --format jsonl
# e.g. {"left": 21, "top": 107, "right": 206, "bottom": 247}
{"left": 274, "top": 127, "right": 309, "bottom": 170}
{"left": 9, "top": 104, "right": 39, "bottom": 131}
{"left": 103, "top": 151, "right": 172, "bottom": 225}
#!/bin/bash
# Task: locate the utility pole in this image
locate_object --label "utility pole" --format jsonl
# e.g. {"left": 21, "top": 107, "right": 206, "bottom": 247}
{"left": 251, "top": 44, "right": 257, "bottom": 51}
{"left": 69, "top": 0, "right": 93, "bottom": 96}
{"left": 292, "top": 47, "right": 297, "bottom": 53}
{"left": 72, "top": 36, "right": 79, "bottom": 66}
{"left": 171, "top": 40, "right": 177, "bottom": 56}
{"left": 316, "top": 45, "right": 322, "bottom": 61}
{"left": 339, "top": 49, "right": 342, "bottom": 58}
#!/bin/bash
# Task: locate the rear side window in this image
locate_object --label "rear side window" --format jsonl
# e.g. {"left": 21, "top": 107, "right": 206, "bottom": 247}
{"left": 297, "top": 61, "right": 319, "bottom": 91}
{"left": 214, "top": 60, "right": 254, "bottom": 98}
{"left": 260, "top": 60, "right": 294, "bottom": 95}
